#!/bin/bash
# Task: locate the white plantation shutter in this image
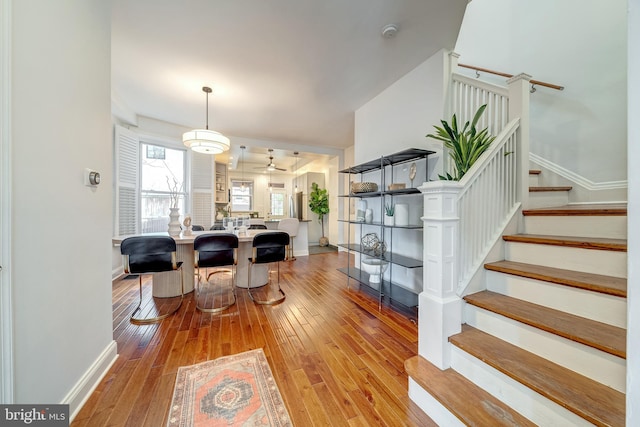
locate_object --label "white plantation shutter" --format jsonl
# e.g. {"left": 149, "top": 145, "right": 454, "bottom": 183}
{"left": 114, "top": 125, "right": 139, "bottom": 235}
{"left": 191, "top": 151, "right": 214, "bottom": 228}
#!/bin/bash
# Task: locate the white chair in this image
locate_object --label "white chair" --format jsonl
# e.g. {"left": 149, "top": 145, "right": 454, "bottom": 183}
{"left": 278, "top": 218, "right": 300, "bottom": 260}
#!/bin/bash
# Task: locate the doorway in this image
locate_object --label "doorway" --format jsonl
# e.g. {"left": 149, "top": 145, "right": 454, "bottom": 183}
{"left": 1, "top": 0, "right": 14, "bottom": 402}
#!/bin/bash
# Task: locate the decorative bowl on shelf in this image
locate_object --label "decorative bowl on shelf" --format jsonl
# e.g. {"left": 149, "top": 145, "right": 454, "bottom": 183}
{"left": 388, "top": 183, "right": 406, "bottom": 191}
{"left": 351, "top": 182, "right": 378, "bottom": 193}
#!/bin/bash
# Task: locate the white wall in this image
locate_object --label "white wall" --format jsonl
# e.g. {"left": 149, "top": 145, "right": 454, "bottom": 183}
{"left": 455, "top": 0, "right": 627, "bottom": 186}
{"left": 11, "top": 0, "right": 115, "bottom": 411}
{"left": 355, "top": 49, "right": 447, "bottom": 168}
{"left": 351, "top": 50, "right": 448, "bottom": 290}
{"left": 627, "top": 0, "right": 638, "bottom": 423}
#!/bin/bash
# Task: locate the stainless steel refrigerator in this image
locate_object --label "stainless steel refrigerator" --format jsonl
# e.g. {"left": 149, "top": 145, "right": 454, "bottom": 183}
{"left": 290, "top": 191, "right": 303, "bottom": 220}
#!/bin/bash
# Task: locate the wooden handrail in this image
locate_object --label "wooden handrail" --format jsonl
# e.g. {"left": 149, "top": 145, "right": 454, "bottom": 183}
{"left": 458, "top": 63, "right": 564, "bottom": 91}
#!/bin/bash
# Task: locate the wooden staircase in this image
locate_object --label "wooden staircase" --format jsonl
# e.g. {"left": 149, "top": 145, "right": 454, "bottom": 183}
{"left": 406, "top": 171, "right": 627, "bottom": 426}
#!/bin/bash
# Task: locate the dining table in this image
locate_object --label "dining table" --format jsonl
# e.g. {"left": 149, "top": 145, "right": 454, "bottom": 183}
{"left": 112, "top": 229, "right": 280, "bottom": 298}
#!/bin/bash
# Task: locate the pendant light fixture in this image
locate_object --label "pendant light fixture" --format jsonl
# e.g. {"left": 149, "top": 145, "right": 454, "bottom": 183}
{"left": 182, "top": 86, "right": 230, "bottom": 154}
{"left": 293, "top": 151, "right": 299, "bottom": 192}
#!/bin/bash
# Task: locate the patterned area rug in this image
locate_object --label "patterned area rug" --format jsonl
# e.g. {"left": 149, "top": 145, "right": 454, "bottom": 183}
{"left": 167, "top": 349, "right": 292, "bottom": 426}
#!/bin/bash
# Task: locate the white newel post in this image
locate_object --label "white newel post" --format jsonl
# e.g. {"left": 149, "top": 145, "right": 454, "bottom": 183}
{"left": 507, "top": 73, "right": 531, "bottom": 209}
{"left": 418, "top": 181, "right": 463, "bottom": 369}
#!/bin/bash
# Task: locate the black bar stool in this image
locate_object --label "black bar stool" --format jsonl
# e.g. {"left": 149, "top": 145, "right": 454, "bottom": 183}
{"left": 278, "top": 218, "right": 300, "bottom": 260}
{"left": 248, "top": 224, "right": 267, "bottom": 230}
{"left": 120, "top": 235, "right": 184, "bottom": 324}
{"left": 247, "top": 231, "right": 289, "bottom": 305}
{"left": 193, "top": 233, "right": 239, "bottom": 313}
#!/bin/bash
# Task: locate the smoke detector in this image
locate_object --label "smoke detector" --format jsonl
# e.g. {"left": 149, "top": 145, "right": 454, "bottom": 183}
{"left": 381, "top": 24, "right": 398, "bottom": 39}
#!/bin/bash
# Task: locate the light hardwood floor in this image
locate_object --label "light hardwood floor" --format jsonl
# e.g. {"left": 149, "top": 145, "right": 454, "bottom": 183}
{"left": 71, "top": 251, "right": 435, "bottom": 426}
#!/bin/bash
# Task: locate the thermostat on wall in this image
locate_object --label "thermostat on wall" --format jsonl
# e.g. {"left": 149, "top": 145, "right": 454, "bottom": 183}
{"left": 84, "top": 168, "right": 101, "bottom": 186}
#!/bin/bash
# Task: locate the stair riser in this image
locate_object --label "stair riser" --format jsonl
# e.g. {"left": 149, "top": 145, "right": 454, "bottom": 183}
{"left": 523, "top": 216, "right": 627, "bottom": 239}
{"left": 407, "top": 379, "right": 466, "bottom": 427}
{"left": 463, "top": 305, "right": 626, "bottom": 392}
{"left": 528, "top": 191, "right": 569, "bottom": 209}
{"left": 505, "top": 242, "right": 627, "bottom": 278}
{"left": 529, "top": 174, "right": 540, "bottom": 187}
{"left": 450, "top": 346, "right": 593, "bottom": 426}
{"left": 486, "top": 271, "right": 627, "bottom": 328}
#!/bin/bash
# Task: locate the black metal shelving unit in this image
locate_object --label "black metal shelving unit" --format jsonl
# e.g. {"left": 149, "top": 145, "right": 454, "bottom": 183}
{"left": 337, "top": 148, "right": 435, "bottom": 316}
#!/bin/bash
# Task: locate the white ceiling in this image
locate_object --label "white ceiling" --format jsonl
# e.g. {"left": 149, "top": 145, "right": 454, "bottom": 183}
{"left": 111, "top": 0, "right": 467, "bottom": 169}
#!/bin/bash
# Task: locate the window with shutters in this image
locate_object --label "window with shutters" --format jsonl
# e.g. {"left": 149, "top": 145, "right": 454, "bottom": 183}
{"left": 115, "top": 125, "right": 140, "bottom": 235}
{"left": 231, "top": 179, "right": 253, "bottom": 211}
{"left": 140, "top": 143, "right": 186, "bottom": 233}
{"left": 115, "top": 125, "right": 203, "bottom": 235}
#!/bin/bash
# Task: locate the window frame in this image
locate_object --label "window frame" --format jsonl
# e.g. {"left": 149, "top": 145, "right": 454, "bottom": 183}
{"left": 269, "top": 188, "right": 287, "bottom": 218}
{"left": 139, "top": 140, "right": 189, "bottom": 233}
{"left": 230, "top": 179, "right": 254, "bottom": 212}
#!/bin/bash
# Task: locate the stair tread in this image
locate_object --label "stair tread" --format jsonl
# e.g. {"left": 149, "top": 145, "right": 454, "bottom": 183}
{"left": 464, "top": 290, "right": 626, "bottom": 358}
{"left": 503, "top": 233, "right": 627, "bottom": 252}
{"left": 528, "top": 169, "right": 541, "bottom": 175}
{"left": 529, "top": 186, "right": 572, "bottom": 192}
{"left": 523, "top": 203, "right": 627, "bottom": 216}
{"left": 405, "top": 355, "right": 537, "bottom": 426}
{"left": 450, "top": 326, "right": 625, "bottom": 427}
{"left": 485, "top": 260, "right": 627, "bottom": 297}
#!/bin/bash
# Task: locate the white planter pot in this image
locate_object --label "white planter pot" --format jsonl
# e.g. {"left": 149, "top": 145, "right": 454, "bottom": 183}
{"left": 384, "top": 215, "right": 394, "bottom": 226}
{"left": 395, "top": 204, "right": 409, "bottom": 226}
{"left": 168, "top": 207, "right": 181, "bottom": 236}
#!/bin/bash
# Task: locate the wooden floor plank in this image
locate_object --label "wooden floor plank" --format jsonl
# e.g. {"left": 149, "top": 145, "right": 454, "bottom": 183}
{"left": 72, "top": 252, "right": 431, "bottom": 426}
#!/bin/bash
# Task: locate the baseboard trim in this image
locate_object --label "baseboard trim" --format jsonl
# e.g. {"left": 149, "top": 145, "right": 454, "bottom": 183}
{"left": 64, "top": 340, "right": 118, "bottom": 422}
{"left": 530, "top": 153, "right": 627, "bottom": 191}
{"left": 112, "top": 267, "right": 124, "bottom": 281}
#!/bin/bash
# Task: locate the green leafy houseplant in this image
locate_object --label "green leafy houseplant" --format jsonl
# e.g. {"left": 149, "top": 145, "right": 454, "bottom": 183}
{"left": 426, "top": 104, "right": 496, "bottom": 181}
{"left": 384, "top": 203, "right": 395, "bottom": 216}
{"left": 309, "top": 182, "right": 330, "bottom": 245}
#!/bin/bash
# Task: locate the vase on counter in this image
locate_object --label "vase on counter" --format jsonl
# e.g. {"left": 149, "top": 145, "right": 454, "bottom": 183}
{"left": 168, "top": 207, "right": 181, "bottom": 236}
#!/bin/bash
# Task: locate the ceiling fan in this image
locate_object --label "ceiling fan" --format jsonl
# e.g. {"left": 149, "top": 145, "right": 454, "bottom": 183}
{"left": 254, "top": 148, "right": 287, "bottom": 171}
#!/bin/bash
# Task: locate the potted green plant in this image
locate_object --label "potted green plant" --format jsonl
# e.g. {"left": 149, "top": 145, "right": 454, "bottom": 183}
{"left": 309, "top": 182, "right": 330, "bottom": 246}
{"left": 426, "top": 104, "right": 495, "bottom": 181}
{"left": 384, "top": 203, "right": 395, "bottom": 226}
